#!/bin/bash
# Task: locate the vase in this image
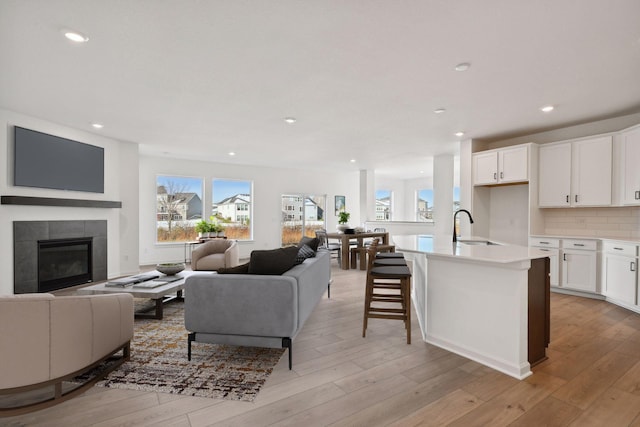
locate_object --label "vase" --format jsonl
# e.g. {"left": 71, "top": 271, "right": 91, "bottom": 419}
{"left": 337, "top": 224, "right": 349, "bottom": 232}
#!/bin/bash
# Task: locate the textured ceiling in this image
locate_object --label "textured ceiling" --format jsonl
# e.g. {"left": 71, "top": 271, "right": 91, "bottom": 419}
{"left": 1, "top": 0, "right": 639, "bottom": 179}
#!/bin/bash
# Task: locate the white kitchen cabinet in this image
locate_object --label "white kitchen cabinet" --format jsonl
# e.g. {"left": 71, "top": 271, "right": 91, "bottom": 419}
{"left": 538, "top": 143, "right": 572, "bottom": 206}
{"left": 561, "top": 239, "right": 598, "bottom": 293}
{"left": 603, "top": 242, "right": 638, "bottom": 306}
{"left": 530, "top": 237, "right": 560, "bottom": 287}
{"left": 620, "top": 127, "right": 640, "bottom": 205}
{"left": 473, "top": 145, "right": 528, "bottom": 186}
{"left": 538, "top": 136, "right": 612, "bottom": 207}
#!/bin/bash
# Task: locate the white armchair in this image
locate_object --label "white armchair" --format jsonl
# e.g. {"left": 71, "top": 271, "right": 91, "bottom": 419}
{"left": 191, "top": 239, "right": 240, "bottom": 271}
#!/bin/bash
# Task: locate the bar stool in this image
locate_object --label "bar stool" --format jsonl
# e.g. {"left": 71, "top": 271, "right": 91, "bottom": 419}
{"left": 373, "top": 257, "right": 407, "bottom": 267}
{"left": 362, "top": 240, "right": 412, "bottom": 344}
{"left": 375, "top": 252, "right": 405, "bottom": 259}
{"left": 351, "top": 240, "right": 396, "bottom": 270}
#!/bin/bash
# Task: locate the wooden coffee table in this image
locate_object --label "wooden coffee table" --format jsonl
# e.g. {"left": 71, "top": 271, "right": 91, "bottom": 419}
{"left": 77, "top": 271, "right": 195, "bottom": 319}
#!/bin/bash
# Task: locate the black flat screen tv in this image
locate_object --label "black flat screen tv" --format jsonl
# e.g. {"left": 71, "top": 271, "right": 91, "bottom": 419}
{"left": 13, "top": 126, "right": 105, "bottom": 193}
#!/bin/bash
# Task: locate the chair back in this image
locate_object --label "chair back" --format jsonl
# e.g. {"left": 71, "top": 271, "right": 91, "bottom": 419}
{"left": 315, "top": 230, "right": 329, "bottom": 248}
{"left": 365, "top": 238, "right": 380, "bottom": 272}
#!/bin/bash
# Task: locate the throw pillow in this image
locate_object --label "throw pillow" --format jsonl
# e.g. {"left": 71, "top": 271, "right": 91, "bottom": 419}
{"left": 298, "top": 236, "right": 319, "bottom": 252}
{"left": 217, "top": 262, "right": 250, "bottom": 274}
{"left": 294, "top": 244, "right": 316, "bottom": 265}
{"left": 248, "top": 246, "right": 299, "bottom": 275}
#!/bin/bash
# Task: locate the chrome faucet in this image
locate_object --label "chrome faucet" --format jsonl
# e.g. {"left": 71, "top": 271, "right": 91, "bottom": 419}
{"left": 453, "top": 209, "right": 474, "bottom": 242}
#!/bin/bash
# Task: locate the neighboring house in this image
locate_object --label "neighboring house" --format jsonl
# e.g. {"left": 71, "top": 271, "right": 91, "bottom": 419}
{"left": 376, "top": 197, "right": 391, "bottom": 220}
{"left": 156, "top": 187, "right": 202, "bottom": 221}
{"left": 417, "top": 198, "right": 431, "bottom": 221}
{"left": 281, "top": 195, "right": 323, "bottom": 222}
{"left": 214, "top": 193, "right": 251, "bottom": 224}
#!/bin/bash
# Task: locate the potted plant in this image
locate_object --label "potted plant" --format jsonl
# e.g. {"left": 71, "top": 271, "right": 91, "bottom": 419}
{"left": 337, "top": 211, "right": 350, "bottom": 232}
{"left": 195, "top": 219, "right": 210, "bottom": 238}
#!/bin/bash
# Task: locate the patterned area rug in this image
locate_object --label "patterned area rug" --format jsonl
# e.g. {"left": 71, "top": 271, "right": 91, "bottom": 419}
{"left": 85, "top": 302, "right": 284, "bottom": 402}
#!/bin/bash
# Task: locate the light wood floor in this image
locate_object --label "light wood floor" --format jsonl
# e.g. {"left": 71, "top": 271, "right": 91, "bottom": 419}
{"left": 4, "top": 264, "right": 640, "bottom": 426}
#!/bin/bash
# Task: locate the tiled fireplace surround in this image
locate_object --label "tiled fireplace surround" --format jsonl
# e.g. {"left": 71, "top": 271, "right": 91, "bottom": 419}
{"left": 13, "top": 220, "right": 107, "bottom": 294}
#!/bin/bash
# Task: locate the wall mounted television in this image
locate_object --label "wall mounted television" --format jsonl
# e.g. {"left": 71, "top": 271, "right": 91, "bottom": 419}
{"left": 13, "top": 126, "right": 105, "bottom": 193}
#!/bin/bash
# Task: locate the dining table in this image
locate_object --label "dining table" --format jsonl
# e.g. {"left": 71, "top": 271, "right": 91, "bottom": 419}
{"left": 325, "top": 231, "right": 390, "bottom": 270}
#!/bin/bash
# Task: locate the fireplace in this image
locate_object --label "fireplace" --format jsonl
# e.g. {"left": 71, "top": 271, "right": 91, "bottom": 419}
{"left": 14, "top": 220, "right": 107, "bottom": 294}
{"left": 38, "top": 237, "right": 93, "bottom": 292}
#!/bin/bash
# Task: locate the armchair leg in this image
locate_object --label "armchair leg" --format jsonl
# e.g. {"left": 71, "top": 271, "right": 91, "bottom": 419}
{"left": 188, "top": 332, "right": 195, "bottom": 361}
{"left": 282, "top": 337, "right": 292, "bottom": 370}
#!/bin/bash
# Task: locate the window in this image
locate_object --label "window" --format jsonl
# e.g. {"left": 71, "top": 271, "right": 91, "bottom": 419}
{"left": 281, "top": 194, "right": 326, "bottom": 245}
{"left": 212, "top": 179, "right": 253, "bottom": 241}
{"left": 416, "top": 189, "right": 434, "bottom": 221}
{"left": 156, "top": 175, "right": 203, "bottom": 243}
{"left": 375, "top": 190, "right": 392, "bottom": 221}
{"left": 453, "top": 186, "right": 461, "bottom": 235}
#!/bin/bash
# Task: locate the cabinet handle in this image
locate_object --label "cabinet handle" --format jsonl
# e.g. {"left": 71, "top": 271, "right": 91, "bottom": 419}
{"left": 500, "top": 172, "right": 504, "bottom": 179}
{"left": 573, "top": 243, "right": 585, "bottom": 247}
{"left": 539, "top": 241, "right": 550, "bottom": 245}
{"left": 540, "top": 249, "right": 550, "bottom": 252}
{"left": 493, "top": 172, "right": 497, "bottom": 180}
{"left": 631, "top": 262, "right": 636, "bottom": 272}
{"left": 566, "top": 195, "right": 569, "bottom": 203}
{"left": 575, "top": 195, "right": 578, "bottom": 203}
{"left": 563, "top": 253, "right": 567, "bottom": 261}
{"left": 636, "top": 190, "right": 640, "bottom": 200}
{"left": 614, "top": 247, "right": 624, "bottom": 251}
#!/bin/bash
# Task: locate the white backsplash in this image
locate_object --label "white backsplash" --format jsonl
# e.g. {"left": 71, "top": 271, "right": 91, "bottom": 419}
{"left": 542, "top": 206, "right": 640, "bottom": 239}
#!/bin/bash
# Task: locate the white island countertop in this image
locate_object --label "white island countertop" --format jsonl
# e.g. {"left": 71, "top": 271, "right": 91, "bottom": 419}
{"left": 393, "top": 234, "right": 552, "bottom": 380}
{"left": 391, "top": 234, "right": 550, "bottom": 264}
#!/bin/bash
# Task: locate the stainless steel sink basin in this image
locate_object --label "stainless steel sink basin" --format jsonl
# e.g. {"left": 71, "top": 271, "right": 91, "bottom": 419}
{"left": 456, "top": 240, "right": 501, "bottom": 246}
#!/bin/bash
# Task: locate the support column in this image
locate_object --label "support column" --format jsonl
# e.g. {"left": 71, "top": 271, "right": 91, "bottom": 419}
{"left": 359, "top": 169, "right": 375, "bottom": 226}
{"left": 433, "top": 154, "right": 454, "bottom": 238}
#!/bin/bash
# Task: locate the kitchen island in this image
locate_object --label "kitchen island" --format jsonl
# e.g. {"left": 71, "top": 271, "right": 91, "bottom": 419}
{"left": 392, "top": 234, "right": 550, "bottom": 380}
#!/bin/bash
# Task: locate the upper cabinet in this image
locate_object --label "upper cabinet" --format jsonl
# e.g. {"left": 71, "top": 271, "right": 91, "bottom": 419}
{"left": 620, "top": 126, "right": 640, "bottom": 205}
{"left": 538, "top": 136, "right": 612, "bottom": 207}
{"left": 473, "top": 145, "right": 528, "bottom": 186}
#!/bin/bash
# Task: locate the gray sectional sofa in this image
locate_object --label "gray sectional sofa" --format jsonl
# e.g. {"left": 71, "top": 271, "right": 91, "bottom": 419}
{"left": 184, "top": 249, "right": 331, "bottom": 369}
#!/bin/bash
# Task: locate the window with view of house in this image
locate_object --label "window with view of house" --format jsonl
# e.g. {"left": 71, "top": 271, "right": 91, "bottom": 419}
{"left": 281, "top": 194, "right": 326, "bottom": 245}
{"left": 375, "top": 190, "right": 392, "bottom": 221}
{"left": 212, "top": 179, "right": 253, "bottom": 241}
{"left": 156, "top": 175, "right": 203, "bottom": 243}
{"left": 417, "top": 189, "right": 434, "bottom": 221}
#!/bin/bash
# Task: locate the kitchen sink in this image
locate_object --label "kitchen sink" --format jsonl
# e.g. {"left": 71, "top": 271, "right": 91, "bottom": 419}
{"left": 456, "top": 240, "right": 501, "bottom": 246}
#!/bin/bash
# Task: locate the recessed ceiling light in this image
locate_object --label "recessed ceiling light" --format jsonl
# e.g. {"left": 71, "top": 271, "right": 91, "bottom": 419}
{"left": 228, "top": 152, "right": 236, "bottom": 156}
{"left": 419, "top": 170, "right": 425, "bottom": 174}
{"left": 454, "top": 62, "right": 471, "bottom": 72}
{"left": 455, "top": 131, "right": 465, "bottom": 137}
{"left": 540, "top": 105, "right": 554, "bottom": 113}
{"left": 350, "top": 159, "right": 356, "bottom": 163}
{"left": 434, "top": 108, "right": 446, "bottom": 114}
{"left": 91, "top": 123, "right": 103, "bottom": 129}
{"left": 284, "top": 117, "right": 296, "bottom": 124}
{"left": 64, "top": 31, "right": 89, "bottom": 43}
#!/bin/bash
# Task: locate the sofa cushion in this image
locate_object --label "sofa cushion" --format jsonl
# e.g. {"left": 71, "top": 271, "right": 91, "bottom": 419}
{"left": 294, "top": 244, "right": 316, "bottom": 265}
{"left": 249, "top": 246, "right": 299, "bottom": 275}
{"left": 298, "top": 236, "right": 319, "bottom": 252}
{"left": 217, "top": 262, "right": 250, "bottom": 274}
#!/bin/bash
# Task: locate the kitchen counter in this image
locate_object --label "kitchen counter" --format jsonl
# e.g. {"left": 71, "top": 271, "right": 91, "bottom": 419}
{"left": 392, "top": 234, "right": 550, "bottom": 264}
{"left": 393, "top": 234, "right": 550, "bottom": 380}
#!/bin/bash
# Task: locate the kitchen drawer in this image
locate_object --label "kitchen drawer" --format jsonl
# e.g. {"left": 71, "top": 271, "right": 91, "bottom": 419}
{"left": 562, "top": 239, "right": 597, "bottom": 251}
{"left": 530, "top": 237, "right": 560, "bottom": 248}
{"left": 603, "top": 241, "right": 638, "bottom": 256}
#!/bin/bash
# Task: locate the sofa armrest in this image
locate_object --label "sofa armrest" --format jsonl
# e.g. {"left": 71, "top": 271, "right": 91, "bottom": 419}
{"left": 50, "top": 293, "right": 134, "bottom": 379}
{"left": 185, "top": 274, "right": 298, "bottom": 338}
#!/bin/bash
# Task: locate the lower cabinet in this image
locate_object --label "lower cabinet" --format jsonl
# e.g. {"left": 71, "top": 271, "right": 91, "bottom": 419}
{"left": 561, "top": 239, "right": 598, "bottom": 293}
{"left": 603, "top": 242, "right": 638, "bottom": 307}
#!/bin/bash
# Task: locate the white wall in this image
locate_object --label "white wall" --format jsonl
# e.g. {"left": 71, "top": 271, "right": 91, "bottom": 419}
{"left": 0, "top": 109, "right": 140, "bottom": 294}
{"left": 139, "top": 155, "right": 360, "bottom": 264}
